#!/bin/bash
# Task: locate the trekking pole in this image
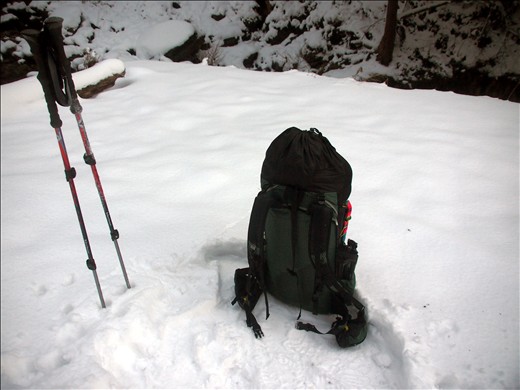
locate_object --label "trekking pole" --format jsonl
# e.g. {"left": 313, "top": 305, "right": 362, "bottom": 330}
{"left": 22, "top": 29, "right": 106, "bottom": 308}
{"left": 43, "top": 17, "right": 131, "bottom": 290}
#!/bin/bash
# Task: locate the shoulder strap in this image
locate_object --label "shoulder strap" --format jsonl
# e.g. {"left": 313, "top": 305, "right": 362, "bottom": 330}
{"left": 247, "top": 190, "right": 275, "bottom": 302}
{"left": 284, "top": 187, "right": 305, "bottom": 319}
{"left": 309, "top": 196, "right": 334, "bottom": 315}
{"left": 233, "top": 189, "right": 277, "bottom": 338}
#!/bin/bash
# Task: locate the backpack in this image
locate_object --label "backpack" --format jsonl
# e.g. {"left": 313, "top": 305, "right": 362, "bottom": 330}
{"left": 232, "top": 127, "right": 368, "bottom": 348}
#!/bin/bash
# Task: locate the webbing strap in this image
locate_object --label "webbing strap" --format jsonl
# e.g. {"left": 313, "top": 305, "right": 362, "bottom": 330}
{"left": 296, "top": 312, "right": 367, "bottom": 348}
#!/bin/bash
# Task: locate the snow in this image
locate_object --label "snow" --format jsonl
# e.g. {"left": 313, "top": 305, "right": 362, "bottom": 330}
{"left": 2, "top": 56, "right": 519, "bottom": 389}
{"left": 73, "top": 59, "right": 126, "bottom": 90}
{"left": 45, "top": 2, "right": 83, "bottom": 32}
{"left": 136, "top": 20, "right": 195, "bottom": 60}
{"left": 4, "top": 0, "right": 517, "bottom": 84}
{"left": 1, "top": 1, "right": 520, "bottom": 389}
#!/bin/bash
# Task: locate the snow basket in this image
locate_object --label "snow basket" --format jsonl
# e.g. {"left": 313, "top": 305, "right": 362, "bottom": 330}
{"left": 232, "top": 127, "right": 368, "bottom": 348}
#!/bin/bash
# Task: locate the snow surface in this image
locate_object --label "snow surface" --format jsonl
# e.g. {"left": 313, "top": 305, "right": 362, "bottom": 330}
{"left": 1, "top": 55, "right": 519, "bottom": 388}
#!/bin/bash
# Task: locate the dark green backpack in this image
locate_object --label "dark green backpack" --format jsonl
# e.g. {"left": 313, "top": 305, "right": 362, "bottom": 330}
{"left": 232, "top": 127, "right": 367, "bottom": 348}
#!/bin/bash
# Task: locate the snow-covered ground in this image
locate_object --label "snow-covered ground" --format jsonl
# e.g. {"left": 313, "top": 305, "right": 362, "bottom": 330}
{"left": 1, "top": 54, "right": 519, "bottom": 388}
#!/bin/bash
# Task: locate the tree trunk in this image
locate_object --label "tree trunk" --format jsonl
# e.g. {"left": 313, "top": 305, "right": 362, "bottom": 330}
{"left": 255, "top": 0, "right": 272, "bottom": 23}
{"left": 377, "top": 0, "right": 399, "bottom": 66}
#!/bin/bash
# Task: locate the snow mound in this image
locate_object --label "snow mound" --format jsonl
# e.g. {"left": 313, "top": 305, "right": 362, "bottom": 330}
{"left": 73, "top": 59, "right": 125, "bottom": 90}
{"left": 136, "top": 20, "right": 195, "bottom": 60}
{"left": 0, "top": 59, "right": 125, "bottom": 112}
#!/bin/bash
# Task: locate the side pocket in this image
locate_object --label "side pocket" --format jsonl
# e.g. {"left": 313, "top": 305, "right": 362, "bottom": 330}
{"left": 336, "top": 239, "right": 358, "bottom": 281}
{"left": 332, "top": 240, "right": 359, "bottom": 314}
{"left": 232, "top": 268, "right": 262, "bottom": 311}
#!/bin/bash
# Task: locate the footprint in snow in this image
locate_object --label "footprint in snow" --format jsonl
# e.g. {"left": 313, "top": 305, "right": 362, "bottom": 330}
{"left": 61, "top": 273, "right": 75, "bottom": 286}
{"left": 426, "top": 318, "right": 459, "bottom": 349}
{"left": 365, "top": 298, "right": 416, "bottom": 388}
{"left": 31, "top": 283, "right": 48, "bottom": 296}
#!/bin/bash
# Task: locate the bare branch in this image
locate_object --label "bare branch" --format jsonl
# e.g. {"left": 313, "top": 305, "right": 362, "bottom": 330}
{"left": 398, "top": 1, "right": 450, "bottom": 20}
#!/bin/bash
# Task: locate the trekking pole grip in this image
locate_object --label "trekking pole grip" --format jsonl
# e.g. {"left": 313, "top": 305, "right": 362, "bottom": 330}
{"left": 21, "top": 29, "right": 63, "bottom": 128}
{"left": 44, "top": 17, "right": 79, "bottom": 104}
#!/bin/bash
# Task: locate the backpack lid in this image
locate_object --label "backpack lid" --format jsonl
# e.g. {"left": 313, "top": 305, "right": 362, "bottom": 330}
{"left": 261, "top": 127, "right": 352, "bottom": 203}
